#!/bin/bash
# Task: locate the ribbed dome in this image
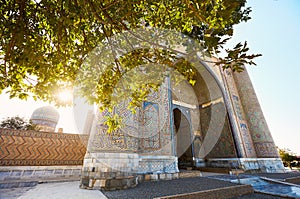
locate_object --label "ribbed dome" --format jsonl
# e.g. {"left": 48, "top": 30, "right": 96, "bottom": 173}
{"left": 31, "top": 106, "right": 60, "bottom": 123}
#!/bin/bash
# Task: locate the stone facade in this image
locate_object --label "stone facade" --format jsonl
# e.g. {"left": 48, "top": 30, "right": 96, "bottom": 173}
{"left": 80, "top": 61, "right": 284, "bottom": 190}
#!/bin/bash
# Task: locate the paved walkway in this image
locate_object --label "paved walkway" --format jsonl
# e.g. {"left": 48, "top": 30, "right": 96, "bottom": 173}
{"left": 0, "top": 181, "right": 107, "bottom": 199}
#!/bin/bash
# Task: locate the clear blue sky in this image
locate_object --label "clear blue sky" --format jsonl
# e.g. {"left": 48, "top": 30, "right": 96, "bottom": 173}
{"left": 0, "top": 0, "right": 299, "bottom": 154}
{"left": 229, "top": 0, "right": 300, "bottom": 154}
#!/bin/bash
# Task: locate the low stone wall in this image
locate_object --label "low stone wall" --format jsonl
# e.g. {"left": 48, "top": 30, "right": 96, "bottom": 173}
{"left": 0, "top": 128, "right": 88, "bottom": 166}
{"left": 0, "top": 165, "right": 82, "bottom": 182}
{"left": 0, "top": 165, "right": 83, "bottom": 188}
{"left": 195, "top": 158, "right": 285, "bottom": 173}
{"left": 285, "top": 176, "right": 300, "bottom": 184}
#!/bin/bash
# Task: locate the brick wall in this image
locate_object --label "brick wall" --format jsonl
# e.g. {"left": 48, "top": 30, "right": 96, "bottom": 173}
{"left": 0, "top": 128, "right": 88, "bottom": 166}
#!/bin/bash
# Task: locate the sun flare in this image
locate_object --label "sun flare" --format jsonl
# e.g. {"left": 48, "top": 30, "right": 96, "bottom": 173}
{"left": 58, "top": 90, "right": 73, "bottom": 104}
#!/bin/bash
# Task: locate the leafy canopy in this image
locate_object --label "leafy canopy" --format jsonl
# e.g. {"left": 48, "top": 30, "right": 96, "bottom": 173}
{"left": 0, "top": 0, "right": 261, "bottom": 110}
{"left": 278, "top": 147, "right": 298, "bottom": 168}
{"left": 0, "top": 116, "right": 39, "bottom": 131}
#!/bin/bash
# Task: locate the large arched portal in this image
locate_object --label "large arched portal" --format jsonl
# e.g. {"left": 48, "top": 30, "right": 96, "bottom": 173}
{"left": 170, "top": 63, "right": 239, "bottom": 169}
{"left": 76, "top": 27, "right": 285, "bottom": 191}
{"left": 81, "top": 62, "right": 285, "bottom": 190}
{"left": 173, "top": 108, "right": 194, "bottom": 169}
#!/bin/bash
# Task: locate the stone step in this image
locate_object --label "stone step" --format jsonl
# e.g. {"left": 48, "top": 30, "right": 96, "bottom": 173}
{"left": 0, "top": 180, "right": 38, "bottom": 189}
{"left": 229, "top": 169, "right": 244, "bottom": 175}
{"left": 197, "top": 167, "right": 230, "bottom": 174}
{"left": 179, "top": 170, "right": 201, "bottom": 178}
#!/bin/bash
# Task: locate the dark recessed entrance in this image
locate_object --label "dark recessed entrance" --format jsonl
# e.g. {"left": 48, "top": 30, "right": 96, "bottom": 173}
{"left": 173, "top": 108, "right": 194, "bottom": 169}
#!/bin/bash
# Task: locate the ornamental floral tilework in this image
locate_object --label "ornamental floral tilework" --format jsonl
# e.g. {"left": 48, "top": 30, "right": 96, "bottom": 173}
{"left": 88, "top": 80, "right": 172, "bottom": 156}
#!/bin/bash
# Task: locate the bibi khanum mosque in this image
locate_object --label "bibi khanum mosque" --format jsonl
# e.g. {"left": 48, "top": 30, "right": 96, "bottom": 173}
{"left": 79, "top": 57, "right": 285, "bottom": 190}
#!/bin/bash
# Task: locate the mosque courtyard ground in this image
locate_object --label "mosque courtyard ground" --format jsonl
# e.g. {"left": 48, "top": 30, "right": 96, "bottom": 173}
{"left": 1, "top": 171, "right": 300, "bottom": 199}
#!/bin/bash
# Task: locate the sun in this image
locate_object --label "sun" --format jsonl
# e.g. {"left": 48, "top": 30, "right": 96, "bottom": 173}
{"left": 58, "top": 90, "right": 73, "bottom": 104}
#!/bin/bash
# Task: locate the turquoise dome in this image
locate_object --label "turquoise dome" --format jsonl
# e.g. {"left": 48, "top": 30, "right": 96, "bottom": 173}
{"left": 30, "top": 106, "right": 59, "bottom": 124}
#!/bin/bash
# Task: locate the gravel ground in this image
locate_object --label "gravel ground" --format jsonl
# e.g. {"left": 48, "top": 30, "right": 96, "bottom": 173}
{"left": 103, "top": 177, "right": 241, "bottom": 199}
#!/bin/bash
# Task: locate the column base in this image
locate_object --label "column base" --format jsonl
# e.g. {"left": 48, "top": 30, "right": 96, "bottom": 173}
{"left": 195, "top": 158, "right": 285, "bottom": 173}
{"left": 80, "top": 152, "right": 179, "bottom": 190}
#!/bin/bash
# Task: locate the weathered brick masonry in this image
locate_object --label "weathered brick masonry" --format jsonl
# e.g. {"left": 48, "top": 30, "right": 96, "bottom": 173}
{"left": 0, "top": 128, "right": 88, "bottom": 166}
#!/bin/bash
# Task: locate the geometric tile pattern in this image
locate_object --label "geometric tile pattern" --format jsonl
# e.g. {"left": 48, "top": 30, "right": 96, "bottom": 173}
{"left": 199, "top": 102, "right": 237, "bottom": 158}
{"left": 232, "top": 69, "right": 279, "bottom": 158}
{"left": 0, "top": 128, "right": 88, "bottom": 166}
{"left": 223, "top": 69, "right": 257, "bottom": 158}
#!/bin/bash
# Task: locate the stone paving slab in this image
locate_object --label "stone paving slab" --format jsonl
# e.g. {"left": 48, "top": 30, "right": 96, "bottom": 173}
{"left": 0, "top": 187, "right": 32, "bottom": 199}
{"left": 0, "top": 181, "right": 107, "bottom": 199}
